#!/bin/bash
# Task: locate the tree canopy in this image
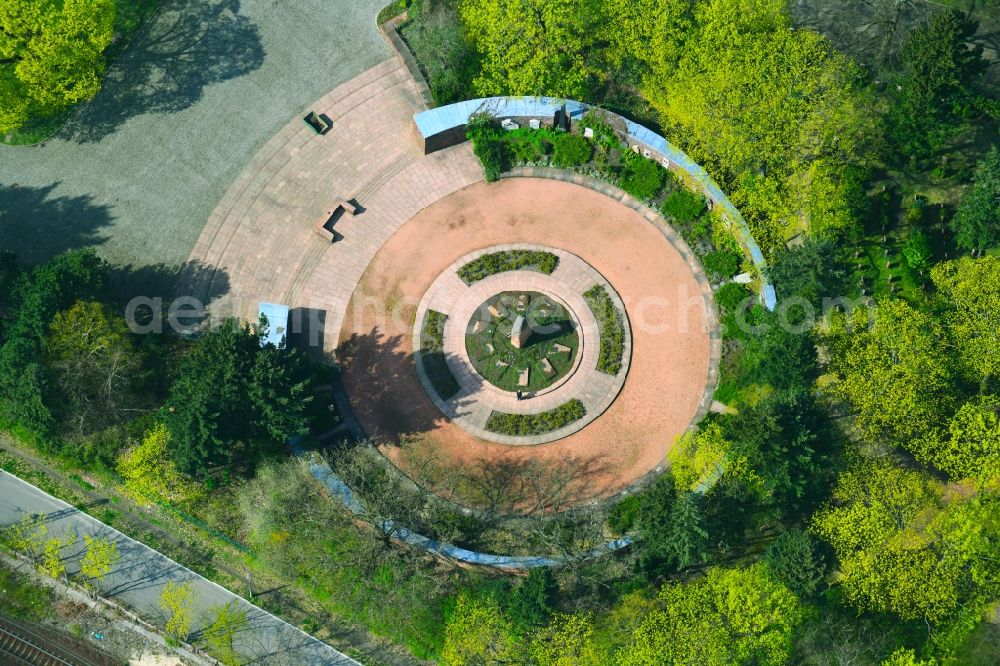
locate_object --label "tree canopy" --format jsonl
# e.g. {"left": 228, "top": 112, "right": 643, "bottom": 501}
{"left": 0, "top": 0, "right": 116, "bottom": 132}
{"left": 460, "top": 0, "right": 600, "bottom": 99}
{"left": 618, "top": 563, "right": 804, "bottom": 666}
{"left": 163, "top": 318, "right": 313, "bottom": 478}
{"left": 951, "top": 146, "right": 1000, "bottom": 252}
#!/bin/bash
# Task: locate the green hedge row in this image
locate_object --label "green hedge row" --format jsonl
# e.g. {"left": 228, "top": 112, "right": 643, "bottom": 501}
{"left": 457, "top": 250, "right": 559, "bottom": 284}
{"left": 583, "top": 285, "right": 626, "bottom": 375}
{"left": 420, "top": 310, "right": 460, "bottom": 400}
{"left": 485, "top": 399, "right": 586, "bottom": 436}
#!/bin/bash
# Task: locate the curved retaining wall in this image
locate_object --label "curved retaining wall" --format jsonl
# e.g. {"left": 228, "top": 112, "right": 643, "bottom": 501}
{"left": 413, "top": 97, "right": 777, "bottom": 310}
{"left": 305, "top": 451, "right": 632, "bottom": 571}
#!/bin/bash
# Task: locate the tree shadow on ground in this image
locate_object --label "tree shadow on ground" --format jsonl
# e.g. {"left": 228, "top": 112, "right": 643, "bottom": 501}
{"left": 0, "top": 183, "right": 112, "bottom": 265}
{"left": 111, "top": 260, "right": 232, "bottom": 306}
{"left": 60, "top": 0, "right": 265, "bottom": 144}
{"left": 335, "top": 328, "right": 614, "bottom": 515}
{"left": 336, "top": 329, "right": 469, "bottom": 439}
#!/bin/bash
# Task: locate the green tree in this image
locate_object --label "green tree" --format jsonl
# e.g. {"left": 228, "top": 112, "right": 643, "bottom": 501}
{"left": 641, "top": 0, "right": 876, "bottom": 252}
{"left": 159, "top": 580, "right": 196, "bottom": 644}
{"left": 5, "top": 248, "right": 109, "bottom": 342}
{"left": 819, "top": 300, "right": 957, "bottom": 454}
{"left": 0, "top": 0, "right": 116, "bottom": 132}
{"left": 889, "top": 10, "right": 987, "bottom": 156}
{"left": 634, "top": 473, "right": 678, "bottom": 577}
{"left": 0, "top": 250, "right": 109, "bottom": 433}
{"left": 1, "top": 515, "right": 47, "bottom": 563}
{"left": 933, "top": 398, "right": 1000, "bottom": 485}
{"left": 37, "top": 528, "right": 74, "bottom": 583}
{"left": 530, "top": 612, "right": 598, "bottom": 666}
{"left": 721, "top": 390, "right": 832, "bottom": 516}
{"left": 810, "top": 461, "right": 999, "bottom": 630}
{"left": 767, "top": 236, "right": 850, "bottom": 310}
{"left": 164, "top": 318, "right": 313, "bottom": 478}
{"left": 507, "top": 567, "right": 556, "bottom": 630}
{"left": 665, "top": 491, "right": 709, "bottom": 569}
{"left": 951, "top": 146, "right": 1000, "bottom": 252}
{"left": 79, "top": 533, "right": 118, "bottom": 598}
{"left": 618, "top": 563, "right": 804, "bottom": 666}
{"left": 441, "top": 591, "right": 522, "bottom": 665}
{"left": 764, "top": 529, "right": 825, "bottom": 598}
{"left": 117, "top": 423, "right": 203, "bottom": 505}
{"left": 931, "top": 256, "right": 1000, "bottom": 388}
{"left": 460, "top": 0, "right": 601, "bottom": 98}
{"left": 45, "top": 300, "right": 142, "bottom": 434}
{"left": 202, "top": 600, "right": 248, "bottom": 666}
{"left": 902, "top": 231, "right": 933, "bottom": 273}
{"left": 248, "top": 344, "right": 312, "bottom": 443}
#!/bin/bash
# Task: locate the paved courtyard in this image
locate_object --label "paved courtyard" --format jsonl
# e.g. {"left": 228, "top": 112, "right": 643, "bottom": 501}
{"left": 412, "top": 245, "right": 629, "bottom": 445}
{"left": 0, "top": 0, "right": 390, "bottom": 294}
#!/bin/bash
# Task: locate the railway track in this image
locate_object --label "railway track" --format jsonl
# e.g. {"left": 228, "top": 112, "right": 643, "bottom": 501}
{"left": 0, "top": 615, "right": 105, "bottom": 666}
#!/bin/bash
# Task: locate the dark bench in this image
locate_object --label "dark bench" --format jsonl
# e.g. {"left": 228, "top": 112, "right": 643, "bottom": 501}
{"left": 304, "top": 111, "right": 332, "bottom": 135}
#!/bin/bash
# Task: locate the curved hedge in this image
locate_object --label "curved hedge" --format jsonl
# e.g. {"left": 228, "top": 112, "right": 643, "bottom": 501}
{"left": 458, "top": 249, "right": 559, "bottom": 285}
{"left": 583, "top": 285, "right": 626, "bottom": 375}
{"left": 485, "top": 399, "right": 586, "bottom": 436}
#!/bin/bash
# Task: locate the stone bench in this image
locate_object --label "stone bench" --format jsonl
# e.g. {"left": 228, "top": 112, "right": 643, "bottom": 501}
{"left": 313, "top": 199, "right": 358, "bottom": 242}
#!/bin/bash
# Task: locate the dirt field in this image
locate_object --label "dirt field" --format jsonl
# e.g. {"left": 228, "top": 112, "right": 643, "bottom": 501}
{"left": 337, "top": 178, "right": 715, "bottom": 508}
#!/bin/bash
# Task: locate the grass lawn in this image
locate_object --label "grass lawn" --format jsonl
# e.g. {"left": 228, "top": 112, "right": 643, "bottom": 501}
{"left": 465, "top": 292, "right": 579, "bottom": 392}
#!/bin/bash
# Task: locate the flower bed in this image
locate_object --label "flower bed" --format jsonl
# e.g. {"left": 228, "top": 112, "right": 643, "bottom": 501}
{"left": 485, "top": 399, "right": 586, "bottom": 437}
{"left": 583, "top": 285, "right": 626, "bottom": 376}
{"left": 457, "top": 250, "right": 559, "bottom": 285}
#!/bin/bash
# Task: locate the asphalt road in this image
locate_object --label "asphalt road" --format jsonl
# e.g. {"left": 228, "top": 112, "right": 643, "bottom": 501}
{"left": 0, "top": 471, "right": 361, "bottom": 665}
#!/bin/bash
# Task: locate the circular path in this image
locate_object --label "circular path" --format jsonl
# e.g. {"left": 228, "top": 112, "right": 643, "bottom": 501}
{"left": 413, "top": 245, "right": 631, "bottom": 445}
{"left": 338, "top": 177, "right": 717, "bottom": 506}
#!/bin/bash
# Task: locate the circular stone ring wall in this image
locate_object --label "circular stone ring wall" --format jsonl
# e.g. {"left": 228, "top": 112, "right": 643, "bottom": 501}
{"left": 413, "top": 245, "right": 632, "bottom": 445}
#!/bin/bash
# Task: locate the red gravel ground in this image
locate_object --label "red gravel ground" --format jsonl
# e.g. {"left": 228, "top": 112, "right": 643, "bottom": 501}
{"left": 337, "top": 178, "right": 713, "bottom": 508}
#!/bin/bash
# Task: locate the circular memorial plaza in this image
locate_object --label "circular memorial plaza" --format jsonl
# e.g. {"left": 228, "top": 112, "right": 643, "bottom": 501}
{"left": 337, "top": 177, "right": 718, "bottom": 503}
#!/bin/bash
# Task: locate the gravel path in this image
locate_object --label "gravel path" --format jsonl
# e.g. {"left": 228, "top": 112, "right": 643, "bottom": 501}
{"left": 0, "top": 0, "right": 389, "bottom": 293}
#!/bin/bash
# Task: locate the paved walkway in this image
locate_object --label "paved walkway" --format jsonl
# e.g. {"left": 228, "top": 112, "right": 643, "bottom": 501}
{"left": 412, "top": 245, "right": 631, "bottom": 445}
{"left": 0, "top": 0, "right": 391, "bottom": 288}
{"left": 180, "top": 56, "right": 483, "bottom": 340}
{"left": 0, "top": 471, "right": 359, "bottom": 665}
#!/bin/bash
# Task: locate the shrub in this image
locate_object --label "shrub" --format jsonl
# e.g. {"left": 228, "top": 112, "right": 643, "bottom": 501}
{"left": 701, "top": 250, "right": 741, "bottom": 281}
{"left": 467, "top": 114, "right": 507, "bottom": 181}
{"left": 764, "top": 529, "right": 826, "bottom": 598}
{"left": 620, "top": 153, "right": 665, "bottom": 200}
{"left": 505, "top": 128, "right": 553, "bottom": 163}
{"left": 458, "top": 250, "right": 559, "bottom": 284}
{"left": 583, "top": 285, "right": 626, "bottom": 375}
{"left": 551, "top": 133, "right": 592, "bottom": 167}
{"left": 485, "top": 400, "right": 586, "bottom": 436}
{"left": 903, "top": 230, "right": 933, "bottom": 272}
{"left": 608, "top": 495, "right": 641, "bottom": 535}
{"left": 661, "top": 189, "right": 707, "bottom": 223}
{"left": 714, "top": 282, "right": 751, "bottom": 314}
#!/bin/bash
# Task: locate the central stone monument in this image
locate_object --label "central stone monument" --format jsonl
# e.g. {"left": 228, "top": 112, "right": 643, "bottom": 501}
{"left": 510, "top": 315, "right": 532, "bottom": 349}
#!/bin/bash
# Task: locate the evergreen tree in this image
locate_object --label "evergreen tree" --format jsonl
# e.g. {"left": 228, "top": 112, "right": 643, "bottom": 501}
{"left": 952, "top": 146, "right": 1000, "bottom": 252}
